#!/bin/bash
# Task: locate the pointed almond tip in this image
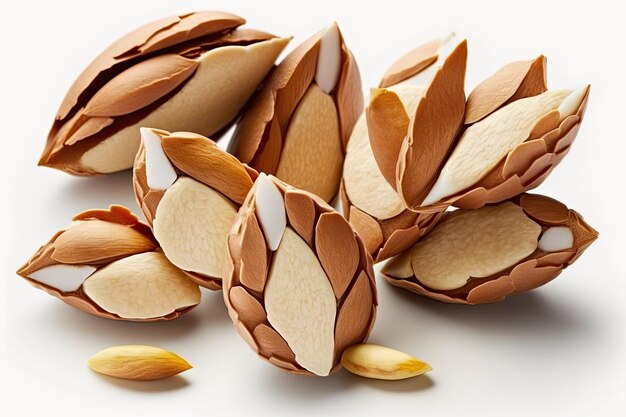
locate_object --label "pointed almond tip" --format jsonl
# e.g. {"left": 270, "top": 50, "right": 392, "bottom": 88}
{"left": 369, "top": 87, "right": 386, "bottom": 103}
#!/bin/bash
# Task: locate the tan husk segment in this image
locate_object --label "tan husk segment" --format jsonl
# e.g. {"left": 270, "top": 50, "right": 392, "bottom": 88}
{"left": 223, "top": 175, "right": 377, "bottom": 376}
{"left": 88, "top": 345, "right": 192, "bottom": 381}
{"left": 342, "top": 84, "right": 444, "bottom": 262}
{"left": 228, "top": 23, "right": 363, "bottom": 203}
{"left": 16, "top": 206, "right": 200, "bottom": 320}
{"left": 40, "top": 11, "right": 290, "bottom": 175}
{"left": 365, "top": 38, "right": 590, "bottom": 213}
{"left": 381, "top": 194, "right": 598, "bottom": 304}
{"left": 133, "top": 129, "right": 258, "bottom": 290}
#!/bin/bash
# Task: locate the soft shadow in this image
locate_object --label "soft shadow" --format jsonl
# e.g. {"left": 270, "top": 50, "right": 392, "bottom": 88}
{"left": 33, "top": 299, "right": 203, "bottom": 343}
{"left": 384, "top": 282, "right": 596, "bottom": 338}
{"left": 359, "top": 374, "right": 434, "bottom": 393}
{"left": 92, "top": 373, "right": 190, "bottom": 392}
{"left": 53, "top": 170, "right": 138, "bottom": 211}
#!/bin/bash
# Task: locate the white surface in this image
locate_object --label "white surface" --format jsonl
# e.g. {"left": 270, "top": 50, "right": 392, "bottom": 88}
{"left": 1, "top": 0, "right": 624, "bottom": 416}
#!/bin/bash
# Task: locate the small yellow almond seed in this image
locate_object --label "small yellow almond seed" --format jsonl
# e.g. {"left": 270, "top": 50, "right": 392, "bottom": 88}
{"left": 341, "top": 344, "right": 431, "bottom": 380}
{"left": 87, "top": 345, "right": 192, "bottom": 381}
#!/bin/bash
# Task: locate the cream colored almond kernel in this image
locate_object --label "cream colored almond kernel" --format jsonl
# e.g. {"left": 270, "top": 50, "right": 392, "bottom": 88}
{"left": 422, "top": 89, "right": 572, "bottom": 205}
{"left": 154, "top": 176, "right": 237, "bottom": 278}
{"left": 275, "top": 83, "right": 342, "bottom": 202}
{"left": 80, "top": 38, "right": 290, "bottom": 173}
{"left": 343, "top": 85, "right": 424, "bottom": 219}
{"left": 538, "top": 227, "right": 574, "bottom": 252}
{"left": 411, "top": 203, "right": 541, "bottom": 290}
{"left": 255, "top": 174, "right": 286, "bottom": 251}
{"left": 141, "top": 127, "right": 177, "bottom": 190}
{"left": 88, "top": 345, "right": 192, "bottom": 381}
{"left": 82, "top": 252, "right": 200, "bottom": 319}
{"left": 264, "top": 228, "right": 336, "bottom": 376}
{"left": 28, "top": 264, "right": 96, "bottom": 292}
{"left": 341, "top": 344, "right": 432, "bottom": 380}
{"left": 315, "top": 22, "right": 341, "bottom": 94}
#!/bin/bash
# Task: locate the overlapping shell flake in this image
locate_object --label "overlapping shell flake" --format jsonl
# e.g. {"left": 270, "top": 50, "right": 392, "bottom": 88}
{"left": 381, "top": 194, "right": 598, "bottom": 304}
{"left": 40, "top": 11, "right": 289, "bottom": 175}
{"left": 223, "top": 174, "right": 377, "bottom": 376}
{"left": 133, "top": 128, "right": 258, "bottom": 290}
{"left": 365, "top": 37, "right": 590, "bottom": 213}
{"left": 16, "top": 206, "right": 200, "bottom": 320}
{"left": 228, "top": 23, "right": 363, "bottom": 203}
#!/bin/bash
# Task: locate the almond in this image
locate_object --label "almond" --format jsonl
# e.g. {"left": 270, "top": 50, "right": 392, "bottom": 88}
{"left": 341, "top": 344, "right": 431, "bottom": 380}
{"left": 223, "top": 175, "right": 377, "bottom": 376}
{"left": 16, "top": 206, "right": 200, "bottom": 320}
{"left": 381, "top": 194, "right": 598, "bottom": 304}
{"left": 88, "top": 345, "right": 192, "bottom": 381}
{"left": 40, "top": 11, "right": 289, "bottom": 175}
{"left": 133, "top": 128, "right": 258, "bottom": 290}
{"left": 229, "top": 23, "right": 362, "bottom": 203}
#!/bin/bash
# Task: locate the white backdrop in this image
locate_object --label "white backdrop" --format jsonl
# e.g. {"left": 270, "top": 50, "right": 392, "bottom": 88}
{"left": 2, "top": 0, "right": 625, "bottom": 416}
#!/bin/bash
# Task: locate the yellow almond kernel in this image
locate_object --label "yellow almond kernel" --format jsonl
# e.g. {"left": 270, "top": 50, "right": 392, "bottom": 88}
{"left": 87, "top": 345, "right": 192, "bottom": 381}
{"left": 341, "top": 344, "right": 431, "bottom": 380}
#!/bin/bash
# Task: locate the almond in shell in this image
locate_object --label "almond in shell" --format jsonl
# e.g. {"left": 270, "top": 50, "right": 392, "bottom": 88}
{"left": 16, "top": 206, "right": 200, "bottom": 320}
{"left": 40, "top": 11, "right": 289, "bottom": 175}
{"left": 381, "top": 194, "right": 598, "bottom": 304}
{"left": 223, "top": 174, "right": 377, "bottom": 376}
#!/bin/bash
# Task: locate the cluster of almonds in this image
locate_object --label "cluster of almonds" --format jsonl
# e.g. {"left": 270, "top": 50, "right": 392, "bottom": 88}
{"left": 18, "top": 11, "right": 597, "bottom": 381}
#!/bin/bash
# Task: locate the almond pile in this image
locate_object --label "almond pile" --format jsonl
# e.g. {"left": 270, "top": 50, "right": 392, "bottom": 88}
{"left": 18, "top": 11, "right": 597, "bottom": 381}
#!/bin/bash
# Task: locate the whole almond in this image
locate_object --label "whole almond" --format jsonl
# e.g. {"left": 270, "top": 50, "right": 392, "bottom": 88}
{"left": 341, "top": 344, "right": 431, "bottom": 380}
{"left": 88, "top": 345, "right": 191, "bottom": 381}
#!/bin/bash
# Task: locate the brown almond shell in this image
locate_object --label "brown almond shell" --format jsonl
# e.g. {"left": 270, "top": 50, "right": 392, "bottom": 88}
{"left": 223, "top": 176, "right": 377, "bottom": 376}
{"left": 16, "top": 206, "right": 195, "bottom": 321}
{"left": 381, "top": 194, "right": 598, "bottom": 305}
{"left": 378, "top": 38, "right": 440, "bottom": 88}
{"left": 340, "top": 180, "right": 444, "bottom": 263}
{"left": 228, "top": 25, "right": 363, "bottom": 202}
{"left": 133, "top": 130, "right": 258, "bottom": 290}
{"left": 41, "top": 12, "right": 277, "bottom": 175}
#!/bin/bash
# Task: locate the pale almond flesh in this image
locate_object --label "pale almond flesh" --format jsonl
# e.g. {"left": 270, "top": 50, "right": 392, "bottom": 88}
{"left": 422, "top": 89, "right": 575, "bottom": 206}
{"left": 88, "top": 345, "right": 192, "bottom": 381}
{"left": 410, "top": 203, "right": 541, "bottom": 290}
{"left": 275, "top": 83, "right": 343, "bottom": 202}
{"left": 83, "top": 251, "right": 201, "bottom": 319}
{"left": 80, "top": 38, "right": 289, "bottom": 173}
{"left": 153, "top": 176, "right": 238, "bottom": 279}
{"left": 265, "top": 227, "right": 337, "bottom": 376}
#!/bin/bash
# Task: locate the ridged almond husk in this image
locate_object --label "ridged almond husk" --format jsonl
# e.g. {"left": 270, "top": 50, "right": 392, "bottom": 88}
{"left": 133, "top": 128, "right": 258, "bottom": 290}
{"left": 228, "top": 23, "right": 363, "bottom": 203}
{"left": 223, "top": 174, "right": 377, "bottom": 376}
{"left": 381, "top": 194, "right": 598, "bottom": 305}
{"left": 40, "top": 11, "right": 290, "bottom": 175}
{"left": 16, "top": 205, "right": 200, "bottom": 320}
{"left": 367, "top": 38, "right": 590, "bottom": 213}
{"left": 342, "top": 47, "right": 450, "bottom": 263}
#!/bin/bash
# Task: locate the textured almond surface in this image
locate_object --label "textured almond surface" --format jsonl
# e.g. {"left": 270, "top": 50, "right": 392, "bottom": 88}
{"left": 88, "top": 345, "right": 192, "bottom": 381}
{"left": 379, "top": 39, "right": 439, "bottom": 88}
{"left": 80, "top": 38, "right": 289, "bottom": 173}
{"left": 82, "top": 252, "right": 200, "bottom": 319}
{"left": 275, "top": 84, "right": 343, "bottom": 202}
{"left": 264, "top": 228, "right": 336, "bottom": 376}
{"left": 154, "top": 177, "right": 237, "bottom": 278}
{"left": 343, "top": 86, "right": 423, "bottom": 219}
{"left": 423, "top": 89, "right": 572, "bottom": 205}
{"left": 411, "top": 203, "right": 541, "bottom": 290}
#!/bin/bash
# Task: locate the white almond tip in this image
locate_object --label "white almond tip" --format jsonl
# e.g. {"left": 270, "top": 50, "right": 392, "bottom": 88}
{"left": 558, "top": 87, "right": 588, "bottom": 119}
{"left": 538, "top": 227, "right": 574, "bottom": 252}
{"left": 28, "top": 264, "right": 96, "bottom": 292}
{"left": 421, "top": 175, "right": 454, "bottom": 206}
{"left": 255, "top": 173, "right": 286, "bottom": 251}
{"left": 314, "top": 22, "right": 342, "bottom": 94}
{"left": 141, "top": 127, "right": 178, "bottom": 191}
